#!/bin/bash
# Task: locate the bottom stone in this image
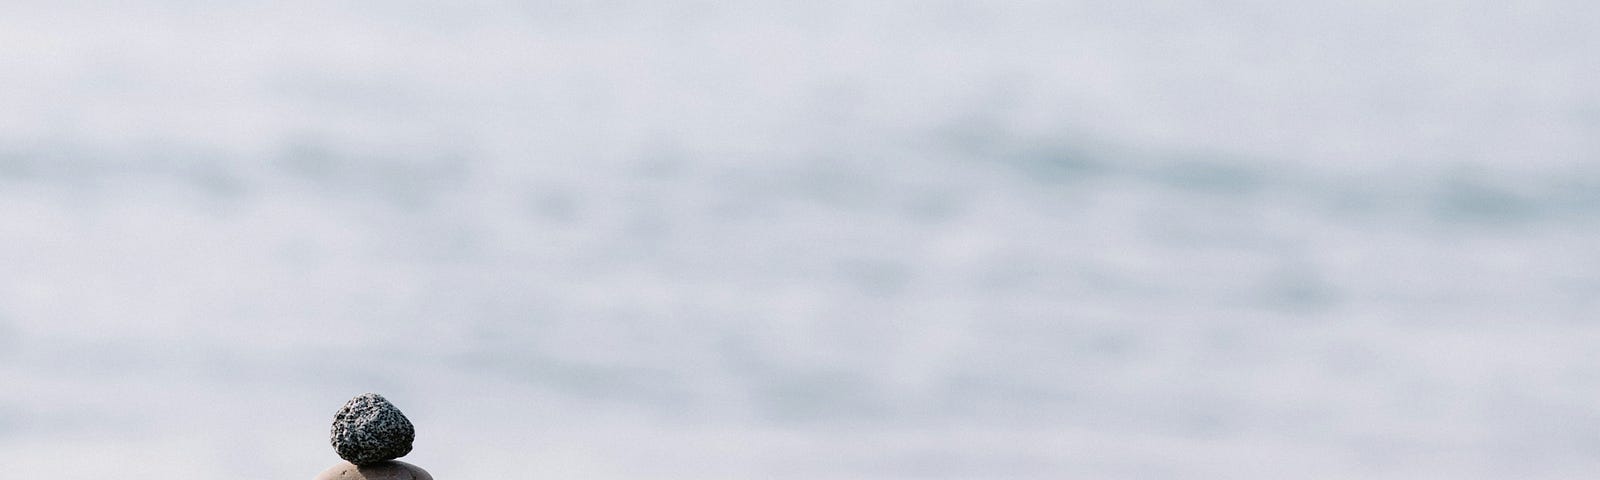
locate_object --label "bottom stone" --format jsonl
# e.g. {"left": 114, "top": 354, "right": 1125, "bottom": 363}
{"left": 314, "top": 460, "right": 434, "bottom": 480}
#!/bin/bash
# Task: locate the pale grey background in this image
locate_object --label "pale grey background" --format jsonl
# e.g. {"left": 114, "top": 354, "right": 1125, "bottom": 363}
{"left": 2, "top": 2, "right": 1599, "bottom": 479}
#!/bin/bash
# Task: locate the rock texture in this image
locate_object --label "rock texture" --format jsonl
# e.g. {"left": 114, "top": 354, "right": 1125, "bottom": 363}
{"left": 314, "top": 460, "right": 433, "bottom": 480}
{"left": 330, "top": 393, "right": 416, "bottom": 465}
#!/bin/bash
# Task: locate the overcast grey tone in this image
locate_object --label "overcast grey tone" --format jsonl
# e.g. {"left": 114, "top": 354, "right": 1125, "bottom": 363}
{"left": 1, "top": 1, "right": 1599, "bottom": 479}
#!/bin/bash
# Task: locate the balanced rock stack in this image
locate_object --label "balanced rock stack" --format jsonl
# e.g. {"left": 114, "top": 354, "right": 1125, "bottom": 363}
{"left": 314, "top": 393, "right": 433, "bottom": 480}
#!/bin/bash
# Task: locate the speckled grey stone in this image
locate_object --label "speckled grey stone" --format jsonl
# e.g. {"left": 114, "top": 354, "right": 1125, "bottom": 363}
{"left": 330, "top": 393, "right": 415, "bottom": 465}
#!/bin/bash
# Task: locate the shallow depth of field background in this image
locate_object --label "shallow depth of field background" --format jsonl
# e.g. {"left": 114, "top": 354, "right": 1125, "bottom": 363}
{"left": 2, "top": 2, "right": 1600, "bottom": 479}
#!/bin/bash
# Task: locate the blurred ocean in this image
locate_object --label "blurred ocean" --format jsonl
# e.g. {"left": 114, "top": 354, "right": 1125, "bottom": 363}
{"left": 2, "top": 2, "right": 1599, "bottom": 479}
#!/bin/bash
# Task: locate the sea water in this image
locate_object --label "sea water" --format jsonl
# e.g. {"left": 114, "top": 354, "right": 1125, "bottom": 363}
{"left": 1, "top": 2, "right": 1598, "bottom": 479}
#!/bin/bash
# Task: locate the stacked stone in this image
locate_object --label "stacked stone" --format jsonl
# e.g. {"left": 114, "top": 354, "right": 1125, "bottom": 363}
{"left": 314, "top": 393, "right": 432, "bottom": 480}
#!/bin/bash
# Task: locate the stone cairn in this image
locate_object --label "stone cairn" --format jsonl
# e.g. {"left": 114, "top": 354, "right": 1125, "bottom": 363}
{"left": 314, "top": 393, "right": 433, "bottom": 480}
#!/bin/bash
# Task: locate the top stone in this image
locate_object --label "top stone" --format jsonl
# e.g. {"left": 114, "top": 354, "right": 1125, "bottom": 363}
{"left": 330, "top": 393, "right": 416, "bottom": 465}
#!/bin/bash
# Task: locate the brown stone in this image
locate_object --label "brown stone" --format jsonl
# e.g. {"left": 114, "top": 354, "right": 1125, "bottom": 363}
{"left": 314, "top": 460, "right": 434, "bottom": 480}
